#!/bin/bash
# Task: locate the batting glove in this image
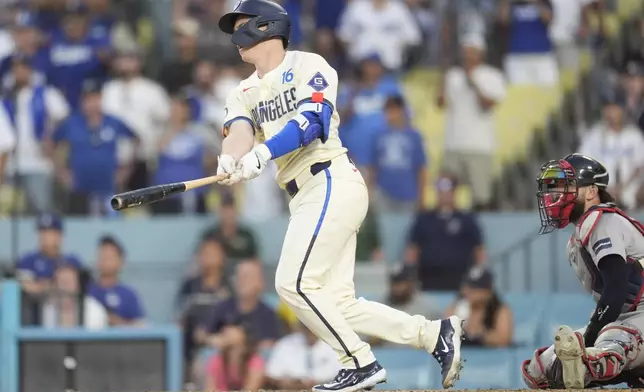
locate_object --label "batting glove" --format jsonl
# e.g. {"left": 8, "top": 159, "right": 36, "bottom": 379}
{"left": 217, "top": 154, "right": 242, "bottom": 186}
{"left": 238, "top": 144, "right": 271, "bottom": 181}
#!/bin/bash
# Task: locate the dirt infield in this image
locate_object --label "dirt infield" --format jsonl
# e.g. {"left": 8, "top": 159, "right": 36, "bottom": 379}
{"left": 247, "top": 390, "right": 638, "bottom": 392}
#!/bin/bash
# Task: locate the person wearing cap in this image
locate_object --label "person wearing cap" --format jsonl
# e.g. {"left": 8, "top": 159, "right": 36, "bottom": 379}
{"left": 49, "top": 80, "right": 138, "bottom": 216}
{"left": 0, "top": 10, "right": 49, "bottom": 88}
{"left": 438, "top": 33, "right": 505, "bottom": 211}
{"left": 578, "top": 90, "right": 644, "bottom": 210}
{"left": 202, "top": 195, "right": 259, "bottom": 260}
{"left": 47, "top": 3, "right": 111, "bottom": 110}
{"left": 404, "top": 173, "right": 486, "bottom": 291}
{"left": 387, "top": 264, "right": 441, "bottom": 320}
{"left": 366, "top": 95, "right": 426, "bottom": 212}
{"left": 337, "top": 53, "right": 402, "bottom": 173}
{"left": 445, "top": 266, "right": 513, "bottom": 348}
{"left": 16, "top": 213, "right": 83, "bottom": 295}
{"left": 151, "top": 92, "right": 214, "bottom": 215}
{"left": 3, "top": 54, "right": 69, "bottom": 213}
{"left": 87, "top": 235, "right": 145, "bottom": 326}
{"left": 102, "top": 46, "right": 170, "bottom": 192}
{"left": 158, "top": 17, "right": 200, "bottom": 95}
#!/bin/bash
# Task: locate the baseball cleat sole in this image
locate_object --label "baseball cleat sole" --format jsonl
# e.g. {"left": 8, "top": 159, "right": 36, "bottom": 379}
{"left": 554, "top": 325, "right": 586, "bottom": 389}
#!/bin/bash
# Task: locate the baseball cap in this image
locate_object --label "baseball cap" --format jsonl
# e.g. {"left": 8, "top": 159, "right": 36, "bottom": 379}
{"left": 436, "top": 173, "right": 458, "bottom": 193}
{"left": 64, "top": 3, "right": 89, "bottom": 16}
{"left": 601, "top": 88, "right": 626, "bottom": 107}
{"left": 389, "top": 264, "right": 416, "bottom": 283}
{"left": 36, "top": 213, "right": 63, "bottom": 232}
{"left": 13, "top": 11, "right": 37, "bottom": 29}
{"left": 461, "top": 33, "right": 486, "bottom": 51}
{"left": 173, "top": 18, "right": 200, "bottom": 38}
{"left": 82, "top": 79, "right": 103, "bottom": 96}
{"left": 463, "top": 266, "right": 493, "bottom": 290}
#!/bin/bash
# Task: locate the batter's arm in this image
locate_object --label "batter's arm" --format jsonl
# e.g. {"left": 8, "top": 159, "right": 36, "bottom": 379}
{"left": 221, "top": 121, "right": 255, "bottom": 161}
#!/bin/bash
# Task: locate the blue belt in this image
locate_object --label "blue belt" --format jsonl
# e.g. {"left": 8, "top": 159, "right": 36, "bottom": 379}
{"left": 286, "top": 160, "right": 332, "bottom": 197}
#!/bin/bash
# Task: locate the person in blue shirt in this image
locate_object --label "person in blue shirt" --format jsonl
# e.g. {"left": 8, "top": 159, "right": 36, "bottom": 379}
{"left": 152, "top": 92, "right": 215, "bottom": 215}
{"left": 84, "top": 0, "right": 117, "bottom": 43}
{"left": 499, "top": 0, "right": 558, "bottom": 86}
{"left": 50, "top": 81, "right": 138, "bottom": 216}
{"left": 404, "top": 174, "right": 487, "bottom": 291}
{"left": 16, "top": 213, "right": 83, "bottom": 295}
{"left": 88, "top": 235, "right": 145, "bottom": 326}
{"left": 366, "top": 95, "right": 427, "bottom": 212}
{"left": 338, "top": 53, "right": 402, "bottom": 171}
{"left": 47, "top": 5, "right": 111, "bottom": 109}
{"left": 0, "top": 11, "right": 51, "bottom": 89}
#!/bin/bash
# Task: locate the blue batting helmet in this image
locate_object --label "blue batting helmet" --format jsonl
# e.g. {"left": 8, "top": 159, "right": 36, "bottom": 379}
{"left": 218, "top": 0, "right": 290, "bottom": 49}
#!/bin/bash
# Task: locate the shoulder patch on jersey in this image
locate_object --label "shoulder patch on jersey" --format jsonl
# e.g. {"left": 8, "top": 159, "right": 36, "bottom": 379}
{"left": 578, "top": 209, "right": 603, "bottom": 246}
{"left": 307, "top": 72, "right": 329, "bottom": 92}
{"left": 592, "top": 237, "right": 612, "bottom": 254}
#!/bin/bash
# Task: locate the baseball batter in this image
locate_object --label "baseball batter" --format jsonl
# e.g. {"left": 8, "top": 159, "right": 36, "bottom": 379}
{"left": 522, "top": 153, "right": 644, "bottom": 389}
{"left": 215, "top": 1, "right": 464, "bottom": 391}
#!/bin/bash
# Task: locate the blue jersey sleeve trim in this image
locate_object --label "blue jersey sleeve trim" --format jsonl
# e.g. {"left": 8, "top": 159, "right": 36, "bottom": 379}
{"left": 223, "top": 116, "right": 256, "bottom": 135}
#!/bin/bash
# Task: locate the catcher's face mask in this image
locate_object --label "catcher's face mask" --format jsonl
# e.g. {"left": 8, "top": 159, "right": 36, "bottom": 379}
{"left": 536, "top": 160, "right": 578, "bottom": 234}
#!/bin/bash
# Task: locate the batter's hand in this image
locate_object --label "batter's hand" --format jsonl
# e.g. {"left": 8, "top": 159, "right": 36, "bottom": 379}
{"left": 217, "top": 154, "right": 242, "bottom": 186}
{"left": 238, "top": 144, "right": 271, "bottom": 181}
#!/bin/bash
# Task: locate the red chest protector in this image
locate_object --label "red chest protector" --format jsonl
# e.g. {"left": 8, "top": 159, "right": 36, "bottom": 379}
{"left": 575, "top": 204, "right": 644, "bottom": 312}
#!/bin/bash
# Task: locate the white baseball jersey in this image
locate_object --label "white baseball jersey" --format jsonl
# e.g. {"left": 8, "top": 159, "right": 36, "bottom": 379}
{"left": 222, "top": 50, "right": 347, "bottom": 187}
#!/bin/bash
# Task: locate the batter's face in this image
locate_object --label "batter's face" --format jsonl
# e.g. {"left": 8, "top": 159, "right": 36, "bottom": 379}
{"left": 233, "top": 16, "right": 270, "bottom": 63}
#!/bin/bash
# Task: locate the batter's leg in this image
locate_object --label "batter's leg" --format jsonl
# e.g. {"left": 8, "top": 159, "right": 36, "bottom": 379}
{"left": 330, "top": 231, "right": 464, "bottom": 388}
{"left": 274, "top": 169, "right": 385, "bottom": 392}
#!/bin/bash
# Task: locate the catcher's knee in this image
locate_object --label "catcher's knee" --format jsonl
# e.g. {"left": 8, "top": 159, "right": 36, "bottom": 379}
{"left": 595, "top": 322, "right": 644, "bottom": 363}
{"left": 521, "top": 347, "right": 552, "bottom": 389}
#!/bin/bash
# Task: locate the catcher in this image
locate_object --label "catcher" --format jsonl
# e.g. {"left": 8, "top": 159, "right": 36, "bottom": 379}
{"left": 522, "top": 153, "right": 644, "bottom": 389}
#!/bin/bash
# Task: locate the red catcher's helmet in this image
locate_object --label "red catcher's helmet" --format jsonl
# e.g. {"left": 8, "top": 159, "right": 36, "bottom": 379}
{"left": 536, "top": 154, "right": 609, "bottom": 234}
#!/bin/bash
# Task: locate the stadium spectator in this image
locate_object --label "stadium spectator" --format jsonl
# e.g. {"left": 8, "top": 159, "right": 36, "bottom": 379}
{"left": 30, "top": 0, "right": 69, "bottom": 39}
{"left": 102, "top": 46, "right": 170, "bottom": 191}
{"left": 47, "top": 4, "right": 111, "bottom": 109}
{"left": 158, "top": 17, "right": 199, "bottom": 95}
{"left": 403, "top": 0, "right": 439, "bottom": 67}
{"left": 198, "top": 259, "right": 282, "bottom": 350}
{"left": 366, "top": 95, "right": 427, "bottom": 212}
{"left": 445, "top": 266, "right": 513, "bottom": 347}
{"left": 499, "top": 0, "right": 558, "bottom": 86}
{"left": 0, "top": 105, "right": 15, "bottom": 185}
{"left": 88, "top": 235, "right": 146, "bottom": 326}
{"left": 0, "top": 11, "right": 49, "bottom": 89}
{"left": 184, "top": 59, "right": 226, "bottom": 135}
{"left": 176, "top": 236, "right": 232, "bottom": 376}
{"left": 41, "top": 264, "right": 108, "bottom": 329}
{"left": 202, "top": 194, "right": 258, "bottom": 260}
{"left": 548, "top": 0, "right": 594, "bottom": 72}
{"left": 620, "top": 59, "right": 644, "bottom": 121}
{"left": 312, "top": 29, "right": 347, "bottom": 79}
{"left": 151, "top": 93, "right": 214, "bottom": 215}
{"left": 194, "top": 0, "right": 243, "bottom": 68}
{"left": 265, "top": 321, "right": 340, "bottom": 390}
{"left": 578, "top": 92, "right": 644, "bottom": 210}
{"left": 206, "top": 321, "right": 266, "bottom": 392}
{"left": 337, "top": 0, "right": 421, "bottom": 71}
{"left": 16, "top": 213, "right": 83, "bottom": 295}
{"left": 338, "top": 54, "right": 401, "bottom": 171}
{"left": 438, "top": 34, "right": 506, "bottom": 211}
{"left": 49, "top": 81, "right": 138, "bottom": 216}
{"left": 240, "top": 160, "right": 285, "bottom": 223}
{"left": 3, "top": 54, "right": 69, "bottom": 213}
{"left": 386, "top": 264, "right": 441, "bottom": 320}
{"left": 404, "top": 174, "right": 486, "bottom": 291}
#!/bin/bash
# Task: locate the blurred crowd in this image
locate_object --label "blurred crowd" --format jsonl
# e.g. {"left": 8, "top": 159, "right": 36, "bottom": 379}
{"left": 2, "top": 0, "right": 644, "bottom": 390}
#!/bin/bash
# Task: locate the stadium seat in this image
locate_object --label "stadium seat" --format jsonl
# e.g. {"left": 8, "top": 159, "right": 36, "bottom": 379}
{"left": 540, "top": 293, "right": 594, "bottom": 345}
{"left": 458, "top": 348, "right": 515, "bottom": 389}
{"left": 421, "top": 291, "right": 458, "bottom": 315}
{"left": 372, "top": 347, "right": 437, "bottom": 389}
{"left": 503, "top": 293, "right": 546, "bottom": 347}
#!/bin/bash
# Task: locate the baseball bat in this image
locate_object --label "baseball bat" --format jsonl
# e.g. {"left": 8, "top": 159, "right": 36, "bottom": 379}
{"left": 110, "top": 174, "right": 228, "bottom": 211}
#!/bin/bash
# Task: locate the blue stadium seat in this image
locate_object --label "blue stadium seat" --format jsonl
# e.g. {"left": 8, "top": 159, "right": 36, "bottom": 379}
{"left": 262, "top": 292, "right": 280, "bottom": 309}
{"left": 372, "top": 347, "right": 437, "bottom": 389}
{"left": 421, "top": 291, "right": 458, "bottom": 315}
{"left": 540, "top": 293, "right": 594, "bottom": 345}
{"left": 503, "top": 293, "right": 546, "bottom": 347}
{"left": 458, "top": 348, "right": 515, "bottom": 389}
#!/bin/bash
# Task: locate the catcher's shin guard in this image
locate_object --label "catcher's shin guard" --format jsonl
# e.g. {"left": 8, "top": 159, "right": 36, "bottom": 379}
{"left": 521, "top": 347, "right": 552, "bottom": 389}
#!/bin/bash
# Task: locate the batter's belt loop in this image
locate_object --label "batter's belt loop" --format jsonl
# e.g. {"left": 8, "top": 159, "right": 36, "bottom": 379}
{"left": 286, "top": 160, "right": 332, "bottom": 197}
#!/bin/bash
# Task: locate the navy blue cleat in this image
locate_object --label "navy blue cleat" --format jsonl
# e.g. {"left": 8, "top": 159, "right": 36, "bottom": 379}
{"left": 432, "top": 316, "right": 465, "bottom": 389}
{"left": 312, "top": 361, "right": 387, "bottom": 392}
